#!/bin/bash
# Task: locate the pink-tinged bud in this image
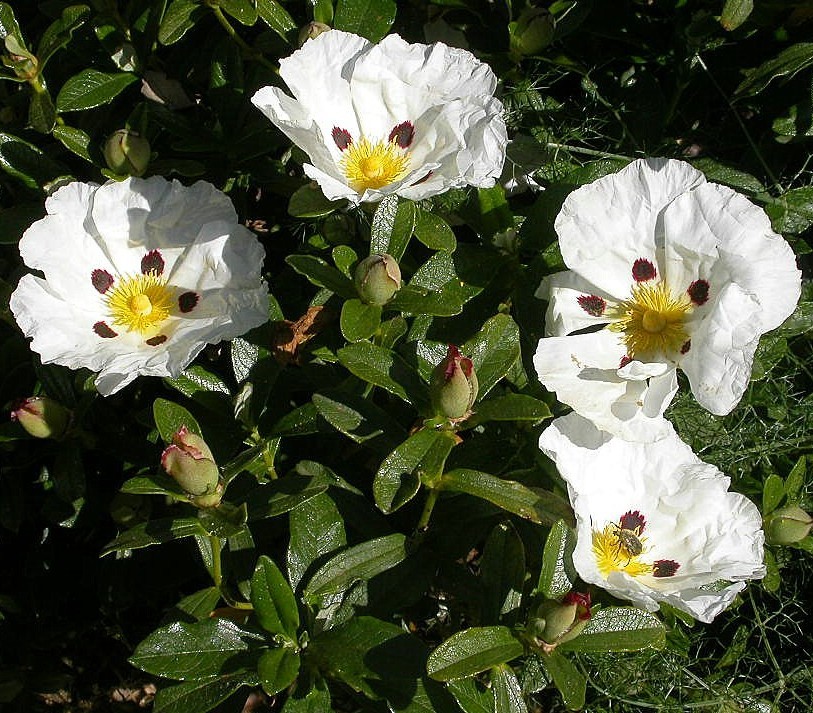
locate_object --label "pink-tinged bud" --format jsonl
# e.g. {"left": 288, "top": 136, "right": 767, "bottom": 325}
{"left": 298, "top": 21, "right": 331, "bottom": 47}
{"left": 354, "top": 253, "right": 402, "bottom": 306}
{"left": 765, "top": 505, "right": 813, "bottom": 545}
{"left": 160, "top": 427, "right": 222, "bottom": 507}
{"left": 430, "top": 345, "right": 478, "bottom": 420}
{"left": 10, "top": 396, "right": 71, "bottom": 439}
{"left": 531, "top": 591, "right": 591, "bottom": 647}
{"left": 103, "top": 129, "right": 151, "bottom": 177}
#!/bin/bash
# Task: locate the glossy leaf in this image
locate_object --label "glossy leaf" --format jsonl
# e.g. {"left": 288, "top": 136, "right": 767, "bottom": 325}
{"left": 447, "top": 678, "right": 492, "bottom": 713}
{"left": 540, "top": 651, "right": 585, "bottom": 710}
{"left": 537, "top": 520, "right": 577, "bottom": 600}
{"left": 257, "top": 0, "right": 297, "bottom": 42}
{"left": 120, "top": 473, "right": 187, "bottom": 498}
{"left": 721, "top": 0, "right": 753, "bottom": 31}
{"left": 288, "top": 182, "right": 344, "bottom": 217}
{"left": 414, "top": 210, "right": 456, "bottom": 252}
{"left": 102, "top": 517, "right": 206, "bottom": 556}
{"left": 736, "top": 42, "right": 813, "bottom": 96}
{"left": 334, "top": 0, "right": 397, "bottom": 42}
{"left": 480, "top": 522, "right": 525, "bottom": 626}
{"left": 762, "top": 473, "right": 785, "bottom": 515}
{"left": 464, "top": 314, "right": 521, "bottom": 399}
{"left": 28, "top": 89, "right": 56, "bottom": 134}
{"left": 427, "top": 626, "right": 524, "bottom": 681}
{"left": 56, "top": 70, "right": 138, "bottom": 112}
{"left": 288, "top": 491, "right": 346, "bottom": 589}
{"left": 153, "top": 398, "right": 202, "bottom": 442}
{"left": 337, "top": 341, "right": 427, "bottom": 407}
{"left": 52, "top": 125, "right": 93, "bottom": 162}
{"left": 251, "top": 555, "right": 299, "bottom": 638}
{"left": 340, "top": 298, "right": 382, "bottom": 341}
{"left": 469, "top": 393, "right": 552, "bottom": 425}
{"left": 312, "top": 389, "right": 405, "bottom": 453}
{"left": 258, "top": 647, "right": 300, "bottom": 695}
{"left": 286, "top": 254, "right": 357, "bottom": 299}
{"left": 490, "top": 664, "right": 528, "bottom": 713}
{"left": 219, "top": 0, "right": 258, "bottom": 25}
{"left": 559, "top": 607, "right": 666, "bottom": 652}
{"left": 36, "top": 4, "right": 91, "bottom": 68}
{"left": 159, "top": 0, "right": 206, "bottom": 45}
{"left": 242, "top": 473, "right": 329, "bottom": 521}
{"left": 152, "top": 672, "right": 252, "bottom": 713}
{"left": 0, "top": 132, "right": 67, "bottom": 190}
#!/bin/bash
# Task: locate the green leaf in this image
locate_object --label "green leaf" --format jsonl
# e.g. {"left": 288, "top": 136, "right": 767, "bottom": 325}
{"left": 765, "top": 187, "right": 813, "bottom": 234}
{"left": 288, "top": 491, "right": 346, "bottom": 589}
{"left": 480, "top": 522, "right": 525, "bottom": 626}
{"left": 174, "top": 587, "right": 222, "bottom": 621}
{"left": 537, "top": 520, "right": 577, "bottom": 600}
{"left": 540, "top": 651, "right": 585, "bottom": 710}
{"left": 159, "top": 0, "right": 206, "bottom": 45}
{"left": 490, "top": 664, "right": 528, "bottom": 713}
{"left": 286, "top": 254, "right": 357, "bottom": 299}
{"left": 774, "top": 300, "right": 813, "bottom": 336}
{"left": 736, "top": 42, "right": 813, "bottom": 97}
{"left": 762, "top": 474, "right": 785, "bottom": 514}
{"left": 414, "top": 210, "right": 456, "bottom": 252}
{"left": 0, "top": 3, "right": 24, "bottom": 45}
{"left": 337, "top": 341, "right": 427, "bottom": 407}
{"left": 152, "top": 672, "right": 251, "bottom": 713}
{"left": 153, "top": 398, "right": 202, "bottom": 443}
{"left": 447, "top": 678, "right": 492, "bottom": 713}
{"left": 312, "top": 0, "right": 333, "bottom": 24}
{"left": 0, "top": 203, "right": 43, "bottom": 244}
{"left": 281, "top": 677, "right": 332, "bottom": 712}
{"left": 36, "top": 4, "right": 91, "bottom": 68}
{"left": 28, "top": 88, "right": 56, "bottom": 134}
{"left": 0, "top": 132, "right": 67, "bottom": 190}
{"left": 219, "top": 0, "right": 258, "bottom": 25}
{"left": 785, "top": 456, "right": 807, "bottom": 504}
{"left": 464, "top": 314, "right": 521, "bottom": 399}
{"left": 312, "top": 389, "right": 405, "bottom": 453}
{"left": 303, "top": 533, "right": 407, "bottom": 602}
{"left": 427, "top": 626, "right": 524, "bottom": 681}
{"left": 251, "top": 555, "right": 299, "bottom": 639}
{"left": 258, "top": 647, "right": 300, "bottom": 695}
{"left": 56, "top": 69, "right": 138, "bottom": 112}
{"left": 130, "top": 618, "right": 263, "bottom": 679}
{"left": 469, "top": 393, "right": 552, "bottom": 425}
{"left": 387, "top": 283, "right": 468, "bottom": 317}
{"left": 334, "top": 0, "right": 397, "bottom": 42}
{"left": 441, "top": 469, "right": 572, "bottom": 526}
{"left": 242, "top": 473, "right": 329, "bottom": 521}
{"left": 691, "top": 158, "right": 764, "bottom": 195}
{"left": 198, "top": 503, "right": 248, "bottom": 538}
{"left": 720, "top": 0, "right": 752, "bottom": 31}
{"left": 120, "top": 473, "right": 187, "bottom": 498}
{"left": 102, "top": 517, "right": 206, "bottom": 556}
{"left": 559, "top": 607, "right": 666, "bottom": 653}
{"left": 166, "top": 366, "right": 232, "bottom": 398}
{"left": 52, "top": 125, "right": 93, "bottom": 162}
{"left": 369, "top": 197, "right": 415, "bottom": 260}
{"left": 340, "top": 299, "right": 382, "bottom": 341}
{"left": 374, "top": 429, "right": 457, "bottom": 513}
{"left": 288, "top": 182, "right": 345, "bottom": 217}
{"left": 257, "top": 0, "right": 297, "bottom": 42}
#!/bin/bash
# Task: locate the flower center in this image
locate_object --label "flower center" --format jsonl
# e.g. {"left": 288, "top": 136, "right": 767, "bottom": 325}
{"left": 106, "top": 273, "right": 174, "bottom": 334}
{"left": 592, "top": 523, "right": 651, "bottom": 578}
{"left": 340, "top": 137, "right": 410, "bottom": 192}
{"left": 608, "top": 281, "right": 692, "bottom": 360}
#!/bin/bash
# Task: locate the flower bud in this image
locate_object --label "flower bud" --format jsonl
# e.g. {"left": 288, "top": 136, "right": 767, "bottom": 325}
{"left": 10, "top": 396, "right": 71, "bottom": 439}
{"left": 531, "top": 591, "right": 591, "bottom": 647}
{"left": 765, "top": 505, "right": 813, "bottom": 545}
{"left": 509, "top": 7, "right": 555, "bottom": 57}
{"left": 353, "top": 253, "right": 401, "bottom": 306}
{"left": 430, "top": 345, "right": 478, "bottom": 420}
{"left": 161, "top": 427, "right": 223, "bottom": 507}
{"left": 103, "top": 129, "right": 151, "bottom": 177}
{"left": 298, "top": 21, "right": 331, "bottom": 47}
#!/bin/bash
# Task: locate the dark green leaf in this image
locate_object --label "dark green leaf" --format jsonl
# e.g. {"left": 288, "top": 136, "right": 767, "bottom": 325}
{"left": 490, "top": 664, "right": 528, "bottom": 713}
{"left": 0, "top": 203, "right": 43, "bottom": 244}
{"left": 56, "top": 70, "right": 138, "bottom": 112}
{"left": 387, "top": 283, "right": 468, "bottom": 317}
{"left": 0, "top": 132, "right": 67, "bottom": 190}
{"left": 692, "top": 158, "right": 764, "bottom": 195}
{"left": 464, "top": 314, "right": 521, "bottom": 399}
{"left": 0, "top": 3, "right": 24, "bottom": 45}
{"left": 52, "top": 125, "right": 93, "bottom": 162}
{"left": 242, "top": 473, "right": 329, "bottom": 521}
{"left": 258, "top": 647, "right": 300, "bottom": 695}
{"left": 774, "top": 300, "right": 813, "bottom": 336}
{"left": 414, "top": 210, "right": 456, "bottom": 252}
{"left": 736, "top": 42, "right": 813, "bottom": 96}
{"left": 426, "top": 626, "right": 524, "bottom": 681}
{"left": 288, "top": 491, "right": 346, "bottom": 589}
{"left": 340, "top": 299, "right": 382, "bottom": 341}
{"left": 152, "top": 672, "right": 251, "bottom": 713}
{"left": 153, "top": 398, "right": 202, "bottom": 442}
{"left": 219, "top": 0, "right": 258, "bottom": 25}
{"left": 469, "top": 393, "right": 552, "bottom": 425}
{"left": 281, "top": 677, "right": 332, "bottom": 712}
{"left": 102, "top": 517, "right": 206, "bottom": 556}
{"left": 198, "top": 503, "right": 248, "bottom": 538}
{"left": 374, "top": 429, "right": 457, "bottom": 513}
{"left": 120, "top": 472, "right": 187, "bottom": 498}
{"left": 559, "top": 607, "right": 666, "bottom": 652}
{"left": 369, "top": 196, "right": 415, "bottom": 260}
{"left": 251, "top": 555, "right": 299, "bottom": 638}
{"left": 257, "top": 0, "right": 297, "bottom": 42}
{"left": 785, "top": 456, "right": 807, "bottom": 504}
{"left": 312, "top": 389, "right": 405, "bottom": 453}
{"left": 537, "top": 520, "right": 577, "bottom": 600}
{"left": 303, "top": 533, "right": 407, "bottom": 601}
{"left": 166, "top": 366, "right": 232, "bottom": 398}
{"left": 28, "top": 88, "right": 56, "bottom": 133}
{"left": 288, "top": 182, "right": 345, "bottom": 217}
{"left": 36, "top": 4, "right": 91, "bottom": 68}
{"left": 286, "top": 254, "right": 357, "bottom": 299}
{"left": 334, "top": 0, "right": 397, "bottom": 43}
{"left": 270, "top": 402, "right": 320, "bottom": 437}
{"left": 765, "top": 187, "right": 813, "bottom": 234}
{"left": 480, "top": 522, "right": 525, "bottom": 626}
{"left": 540, "top": 651, "right": 585, "bottom": 710}
{"left": 174, "top": 587, "right": 222, "bottom": 621}
{"left": 721, "top": 0, "right": 752, "bottom": 31}
{"left": 337, "top": 341, "right": 427, "bottom": 407}
{"left": 159, "top": 0, "right": 206, "bottom": 45}
{"left": 447, "top": 678, "right": 492, "bottom": 713}
{"left": 762, "top": 474, "right": 785, "bottom": 514}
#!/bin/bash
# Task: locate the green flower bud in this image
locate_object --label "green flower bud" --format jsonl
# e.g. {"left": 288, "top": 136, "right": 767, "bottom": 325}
{"left": 298, "top": 21, "right": 331, "bottom": 47}
{"left": 103, "top": 129, "right": 151, "bottom": 177}
{"left": 10, "top": 396, "right": 71, "bottom": 439}
{"left": 430, "top": 345, "right": 478, "bottom": 420}
{"left": 3, "top": 35, "right": 38, "bottom": 80}
{"left": 354, "top": 253, "right": 401, "bottom": 306}
{"left": 161, "top": 426, "right": 223, "bottom": 507}
{"left": 509, "top": 7, "right": 555, "bottom": 57}
{"left": 531, "top": 591, "right": 591, "bottom": 648}
{"left": 765, "top": 505, "right": 813, "bottom": 545}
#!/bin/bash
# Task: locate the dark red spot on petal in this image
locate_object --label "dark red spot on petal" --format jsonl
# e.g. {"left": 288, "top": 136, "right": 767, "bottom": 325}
{"left": 687, "top": 279, "right": 710, "bottom": 306}
{"left": 146, "top": 335, "right": 167, "bottom": 346}
{"left": 388, "top": 121, "right": 415, "bottom": 149}
{"left": 652, "top": 559, "right": 680, "bottom": 577}
{"left": 91, "top": 269, "right": 114, "bottom": 294}
{"left": 178, "top": 291, "right": 199, "bottom": 313}
{"left": 620, "top": 510, "right": 646, "bottom": 534}
{"left": 331, "top": 127, "right": 352, "bottom": 151}
{"left": 577, "top": 294, "right": 606, "bottom": 317}
{"left": 410, "top": 170, "right": 433, "bottom": 186}
{"left": 680, "top": 339, "right": 691, "bottom": 355}
{"left": 619, "top": 355, "right": 632, "bottom": 368}
{"left": 93, "top": 321, "right": 117, "bottom": 338}
{"left": 632, "top": 258, "right": 656, "bottom": 282}
{"left": 141, "top": 249, "right": 165, "bottom": 275}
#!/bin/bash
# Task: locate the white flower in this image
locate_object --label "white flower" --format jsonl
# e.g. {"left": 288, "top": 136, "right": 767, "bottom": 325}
{"left": 251, "top": 30, "right": 506, "bottom": 205}
{"left": 10, "top": 177, "right": 268, "bottom": 396}
{"left": 533, "top": 158, "right": 801, "bottom": 441}
{"left": 539, "top": 412, "right": 765, "bottom": 623}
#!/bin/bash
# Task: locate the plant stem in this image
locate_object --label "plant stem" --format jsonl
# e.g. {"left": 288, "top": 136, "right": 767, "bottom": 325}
{"left": 416, "top": 488, "right": 440, "bottom": 531}
{"left": 209, "top": 4, "right": 279, "bottom": 74}
{"left": 210, "top": 535, "right": 223, "bottom": 587}
{"left": 545, "top": 142, "right": 631, "bottom": 161}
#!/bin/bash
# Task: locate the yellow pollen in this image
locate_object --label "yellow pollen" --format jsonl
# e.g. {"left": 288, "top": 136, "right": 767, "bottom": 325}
{"left": 340, "top": 137, "right": 410, "bottom": 192}
{"left": 592, "top": 524, "right": 651, "bottom": 578}
{"left": 608, "top": 281, "right": 692, "bottom": 359}
{"left": 106, "top": 273, "right": 174, "bottom": 334}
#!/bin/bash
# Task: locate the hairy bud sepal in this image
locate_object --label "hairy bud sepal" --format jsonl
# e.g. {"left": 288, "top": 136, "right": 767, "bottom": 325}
{"left": 354, "top": 253, "right": 402, "bottom": 306}
{"left": 430, "top": 345, "right": 478, "bottom": 420}
{"left": 161, "top": 427, "right": 223, "bottom": 508}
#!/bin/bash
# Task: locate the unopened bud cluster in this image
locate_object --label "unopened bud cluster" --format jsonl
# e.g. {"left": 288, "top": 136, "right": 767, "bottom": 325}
{"left": 430, "top": 344, "right": 478, "bottom": 420}
{"left": 161, "top": 427, "right": 224, "bottom": 508}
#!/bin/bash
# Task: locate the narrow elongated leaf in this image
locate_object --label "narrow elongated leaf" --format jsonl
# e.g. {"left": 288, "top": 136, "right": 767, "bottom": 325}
{"left": 288, "top": 491, "right": 346, "bottom": 589}
{"left": 219, "top": 0, "right": 258, "bottom": 25}
{"left": 159, "top": 0, "right": 206, "bottom": 45}
{"left": 251, "top": 555, "right": 299, "bottom": 639}
{"left": 480, "top": 522, "right": 525, "bottom": 626}
{"left": 559, "top": 607, "right": 666, "bottom": 652}
{"left": 736, "top": 42, "right": 813, "bottom": 96}
{"left": 303, "top": 533, "right": 407, "bottom": 601}
{"left": 537, "top": 520, "right": 577, "bottom": 600}
{"left": 258, "top": 647, "right": 300, "bottom": 695}
{"left": 120, "top": 473, "right": 187, "bottom": 498}
{"left": 102, "top": 517, "right": 206, "bottom": 556}
{"left": 312, "top": 389, "right": 405, "bottom": 453}
{"left": 242, "top": 473, "right": 329, "bottom": 521}
{"left": 427, "top": 626, "right": 524, "bottom": 681}
{"left": 0, "top": 132, "right": 67, "bottom": 190}
{"left": 469, "top": 393, "right": 552, "bottom": 425}
{"left": 36, "top": 4, "right": 91, "bottom": 68}
{"left": 153, "top": 398, "right": 202, "bottom": 442}
{"left": 286, "top": 254, "right": 357, "bottom": 299}
{"left": 464, "top": 314, "right": 521, "bottom": 399}
{"left": 56, "top": 70, "right": 138, "bottom": 111}
{"left": 491, "top": 664, "right": 528, "bottom": 713}
{"left": 257, "top": 0, "right": 297, "bottom": 42}
{"left": 540, "top": 651, "right": 585, "bottom": 710}
{"left": 448, "top": 678, "right": 492, "bottom": 713}
{"left": 337, "top": 341, "right": 427, "bottom": 407}
{"left": 762, "top": 474, "right": 785, "bottom": 515}
{"left": 334, "top": 0, "right": 397, "bottom": 42}
{"left": 166, "top": 366, "right": 231, "bottom": 398}
{"left": 130, "top": 618, "right": 262, "bottom": 679}
{"left": 152, "top": 672, "right": 251, "bottom": 713}
{"left": 52, "top": 125, "right": 92, "bottom": 162}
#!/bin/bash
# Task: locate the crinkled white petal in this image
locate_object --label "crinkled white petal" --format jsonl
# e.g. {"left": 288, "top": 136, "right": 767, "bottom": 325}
{"left": 539, "top": 413, "right": 765, "bottom": 623}
{"left": 537, "top": 270, "right": 617, "bottom": 336}
{"left": 10, "top": 178, "right": 269, "bottom": 396}
{"left": 534, "top": 331, "right": 677, "bottom": 441}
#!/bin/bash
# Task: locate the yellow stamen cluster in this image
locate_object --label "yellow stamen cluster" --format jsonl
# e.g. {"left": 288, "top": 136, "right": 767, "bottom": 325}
{"left": 608, "top": 281, "right": 692, "bottom": 359}
{"left": 592, "top": 524, "right": 651, "bottom": 578}
{"left": 106, "top": 273, "right": 174, "bottom": 334}
{"left": 340, "top": 137, "right": 410, "bottom": 192}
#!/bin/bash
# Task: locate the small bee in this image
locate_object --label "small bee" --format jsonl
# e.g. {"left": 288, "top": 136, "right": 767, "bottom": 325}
{"left": 610, "top": 522, "right": 644, "bottom": 563}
